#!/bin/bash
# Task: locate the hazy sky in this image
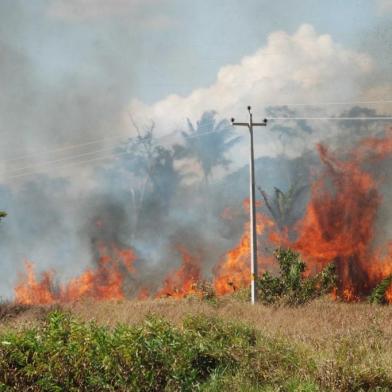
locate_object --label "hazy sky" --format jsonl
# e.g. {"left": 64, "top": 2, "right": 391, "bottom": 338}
{"left": 9, "top": 0, "right": 389, "bottom": 102}
{"left": 0, "top": 0, "right": 391, "bottom": 163}
{"left": 0, "top": 0, "right": 392, "bottom": 298}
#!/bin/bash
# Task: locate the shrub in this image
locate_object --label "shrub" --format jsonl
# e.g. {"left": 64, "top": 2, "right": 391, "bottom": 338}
{"left": 256, "top": 248, "right": 336, "bottom": 306}
{"left": 0, "top": 311, "right": 261, "bottom": 391}
{"left": 369, "top": 275, "right": 392, "bottom": 305}
{"left": 1, "top": 309, "right": 391, "bottom": 391}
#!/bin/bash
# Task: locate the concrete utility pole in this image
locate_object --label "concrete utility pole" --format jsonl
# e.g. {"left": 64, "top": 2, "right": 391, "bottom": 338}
{"left": 231, "top": 107, "right": 267, "bottom": 304}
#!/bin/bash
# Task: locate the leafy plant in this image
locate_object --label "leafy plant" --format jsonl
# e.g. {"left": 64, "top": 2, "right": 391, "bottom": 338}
{"left": 2, "top": 308, "right": 392, "bottom": 391}
{"left": 369, "top": 275, "right": 392, "bottom": 304}
{"left": 258, "top": 184, "right": 307, "bottom": 232}
{"left": 0, "top": 311, "right": 261, "bottom": 391}
{"left": 256, "top": 248, "right": 336, "bottom": 306}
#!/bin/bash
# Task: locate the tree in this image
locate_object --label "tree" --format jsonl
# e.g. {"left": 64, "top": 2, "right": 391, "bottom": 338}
{"left": 118, "top": 119, "right": 181, "bottom": 202}
{"left": 116, "top": 119, "right": 182, "bottom": 236}
{"left": 0, "top": 211, "right": 6, "bottom": 221}
{"left": 258, "top": 182, "right": 307, "bottom": 232}
{"left": 178, "top": 111, "right": 241, "bottom": 183}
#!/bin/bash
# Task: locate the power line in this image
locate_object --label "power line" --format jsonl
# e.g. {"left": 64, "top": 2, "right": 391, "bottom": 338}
{"left": 2, "top": 125, "right": 236, "bottom": 182}
{"left": 3, "top": 151, "right": 129, "bottom": 182}
{"left": 1, "top": 122, "right": 212, "bottom": 167}
{"left": 2, "top": 127, "right": 227, "bottom": 172}
{"left": 3, "top": 113, "right": 391, "bottom": 181}
{"left": 6, "top": 144, "right": 124, "bottom": 175}
{"left": 266, "top": 99, "right": 392, "bottom": 107}
{"left": 7, "top": 115, "right": 386, "bottom": 172}
{"left": 267, "top": 116, "right": 392, "bottom": 120}
{"left": 3, "top": 97, "right": 392, "bottom": 161}
{"left": 3, "top": 134, "right": 129, "bottom": 164}
{"left": 3, "top": 111, "right": 391, "bottom": 165}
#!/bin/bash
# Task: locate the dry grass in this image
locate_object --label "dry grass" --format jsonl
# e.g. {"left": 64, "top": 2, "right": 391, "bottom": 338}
{"left": 2, "top": 297, "right": 392, "bottom": 390}
{"left": 3, "top": 297, "right": 392, "bottom": 349}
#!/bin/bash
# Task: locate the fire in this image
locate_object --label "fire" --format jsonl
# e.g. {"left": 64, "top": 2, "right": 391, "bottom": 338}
{"left": 15, "top": 243, "right": 137, "bottom": 305}
{"left": 292, "top": 129, "right": 392, "bottom": 299}
{"left": 13, "top": 128, "right": 392, "bottom": 304}
{"left": 213, "top": 200, "right": 276, "bottom": 295}
{"left": 14, "top": 262, "right": 56, "bottom": 305}
{"left": 156, "top": 246, "right": 201, "bottom": 298}
{"left": 342, "top": 286, "right": 360, "bottom": 302}
{"left": 213, "top": 223, "right": 251, "bottom": 295}
{"left": 137, "top": 287, "right": 150, "bottom": 300}
{"left": 385, "top": 284, "right": 392, "bottom": 303}
{"left": 213, "top": 129, "right": 392, "bottom": 301}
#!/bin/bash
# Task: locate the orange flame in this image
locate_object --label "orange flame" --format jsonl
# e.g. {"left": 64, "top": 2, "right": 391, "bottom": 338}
{"left": 13, "top": 129, "right": 392, "bottom": 304}
{"left": 15, "top": 244, "right": 137, "bottom": 304}
{"left": 14, "top": 262, "right": 56, "bottom": 305}
{"left": 137, "top": 287, "right": 150, "bottom": 300}
{"left": 386, "top": 284, "right": 392, "bottom": 303}
{"left": 213, "top": 201, "right": 277, "bottom": 295}
{"left": 292, "top": 130, "right": 392, "bottom": 300}
{"left": 156, "top": 246, "right": 201, "bottom": 298}
{"left": 214, "top": 129, "right": 392, "bottom": 301}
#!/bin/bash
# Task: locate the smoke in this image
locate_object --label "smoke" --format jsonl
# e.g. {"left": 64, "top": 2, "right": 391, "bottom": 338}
{"left": 1, "top": 3, "right": 392, "bottom": 300}
{"left": 376, "top": 0, "right": 392, "bottom": 13}
{"left": 0, "top": 0, "right": 135, "bottom": 177}
{"left": 130, "top": 24, "right": 374, "bottom": 137}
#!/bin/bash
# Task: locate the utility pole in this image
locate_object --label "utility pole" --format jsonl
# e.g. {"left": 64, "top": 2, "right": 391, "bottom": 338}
{"left": 231, "top": 106, "right": 267, "bottom": 304}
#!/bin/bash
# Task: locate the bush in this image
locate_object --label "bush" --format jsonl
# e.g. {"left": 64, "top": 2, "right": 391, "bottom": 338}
{"left": 0, "top": 311, "right": 260, "bottom": 391}
{"left": 1, "top": 310, "right": 392, "bottom": 391}
{"left": 255, "top": 248, "right": 336, "bottom": 306}
{"left": 369, "top": 275, "right": 392, "bottom": 305}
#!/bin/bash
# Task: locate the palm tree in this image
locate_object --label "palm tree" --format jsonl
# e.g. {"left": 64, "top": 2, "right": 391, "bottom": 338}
{"left": 179, "top": 111, "right": 241, "bottom": 183}
{"left": 258, "top": 182, "right": 307, "bottom": 232}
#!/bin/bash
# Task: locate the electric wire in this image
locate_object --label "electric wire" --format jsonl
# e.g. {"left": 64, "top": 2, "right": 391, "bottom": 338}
{"left": 266, "top": 116, "right": 392, "bottom": 121}
{"left": 7, "top": 143, "right": 126, "bottom": 175}
{"left": 2, "top": 111, "right": 392, "bottom": 182}
{"left": 1, "top": 125, "right": 231, "bottom": 181}
{"left": 3, "top": 134, "right": 128, "bottom": 163}
{"left": 3, "top": 99, "right": 392, "bottom": 164}
{"left": 265, "top": 99, "right": 392, "bottom": 107}
{"left": 3, "top": 151, "right": 129, "bottom": 182}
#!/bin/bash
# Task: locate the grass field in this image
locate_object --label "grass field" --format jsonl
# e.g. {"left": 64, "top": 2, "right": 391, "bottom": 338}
{"left": 1, "top": 297, "right": 392, "bottom": 391}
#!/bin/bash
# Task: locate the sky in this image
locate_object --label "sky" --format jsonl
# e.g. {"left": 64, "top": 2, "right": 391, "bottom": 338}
{"left": 36, "top": 0, "right": 389, "bottom": 102}
{"left": 0, "top": 0, "right": 392, "bottom": 165}
{"left": 1, "top": 0, "right": 392, "bottom": 297}
{"left": 0, "top": 0, "right": 391, "bottom": 163}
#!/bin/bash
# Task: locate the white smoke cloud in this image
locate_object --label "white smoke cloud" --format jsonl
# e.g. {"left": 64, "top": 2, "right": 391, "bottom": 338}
{"left": 130, "top": 24, "right": 374, "bottom": 134}
{"left": 377, "top": 0, "right": 392, "bottom": 12}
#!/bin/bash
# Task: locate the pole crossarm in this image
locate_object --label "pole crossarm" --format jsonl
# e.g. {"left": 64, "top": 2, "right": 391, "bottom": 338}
{"left": 230, "top": 106, "right": 268, "bottom": 305}
{"left": 231, "top": 122, "right": 249, "bottom": 127}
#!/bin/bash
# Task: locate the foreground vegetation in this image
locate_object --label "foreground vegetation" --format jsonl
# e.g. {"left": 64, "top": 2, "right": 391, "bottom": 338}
{"left": 1, "top": 299, "right": 392, "bottom": 391}
{"left": 1, "top": 248, "right": 392, "bottom": 390}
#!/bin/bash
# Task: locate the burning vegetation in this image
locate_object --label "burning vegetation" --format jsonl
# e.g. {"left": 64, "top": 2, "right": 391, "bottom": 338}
{"left": 13, "top": 128, "right": 392, "bottom": 305}
{"left": 15, "top": 244, "right": 137, "bottom": 304}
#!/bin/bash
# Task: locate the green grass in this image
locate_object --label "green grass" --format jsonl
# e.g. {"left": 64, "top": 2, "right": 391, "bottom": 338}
{"left": 0, "top": 309, "right": 391, "bottom": 391}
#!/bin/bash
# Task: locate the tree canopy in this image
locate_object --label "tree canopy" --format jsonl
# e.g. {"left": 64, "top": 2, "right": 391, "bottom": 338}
{"left": 177, "top": 111, "right": 241, "bottom": 183}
